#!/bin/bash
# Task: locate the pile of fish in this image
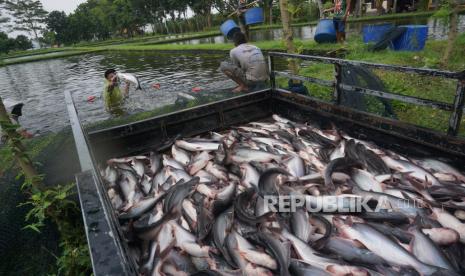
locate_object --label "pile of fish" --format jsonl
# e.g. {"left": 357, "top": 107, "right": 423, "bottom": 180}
{"left": 101, "top": 114, "right": 465, "bottom": 276}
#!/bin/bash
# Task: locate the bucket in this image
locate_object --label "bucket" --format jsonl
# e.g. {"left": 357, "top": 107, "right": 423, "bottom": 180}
{"left": 245, "top": 7, "right": 264, "bottom": 25}
{"left": 391, "top": 25, "right": 428, "bottom": 51}
{"left": 314, "top": 19, "right": 337, "bottom": 44}
{"left": 220, "top": 19, "right": 241, "bottom": 39}
{"left": 363, "top": 23, "right": 394, "bottom": 43}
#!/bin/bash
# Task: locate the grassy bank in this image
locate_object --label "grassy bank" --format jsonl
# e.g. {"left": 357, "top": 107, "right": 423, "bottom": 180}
{"left": 1, "top": 49, "right": 105, "bottom": 66}
{"left": 272, "top": 33, "right": 465, "bottom": 134}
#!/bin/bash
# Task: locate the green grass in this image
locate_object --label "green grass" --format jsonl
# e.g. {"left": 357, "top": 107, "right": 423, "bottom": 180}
{"left": 0, "top": 47, "right": 71, "bottom": 59}
{"left": 272, "top": 34, "right": 465, "bottom": 134}
{"left": 2, "top": 49, "right": 105, "bottom": 65}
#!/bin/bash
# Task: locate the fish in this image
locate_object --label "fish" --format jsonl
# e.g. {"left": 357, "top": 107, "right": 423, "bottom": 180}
{"left": 119, "top": 170, "right": 138, "bottom": 206}
{"left": 256, "top": 231, "right": 291, "bottom": 276}
{"left": 225, "top": 230, "right": 273, "bottom": 275}
{"left": 175, "top": 140, "right": 220, "bottom": 152}
{"left": 422, "top": 227, "right": 460, "bottom": 246}
{"left": 102, "top": 114, "right": 465, "bottom": 276}
{"left": 188, "top": 151, "right": 212, "bottom": 175}
{"left": 172, "top": 145, "right": 191, "bottom": 166}
{"left": 103, "top": 165, "right": 118, "bottom": 187}
{"left": 284, "top": 155, "right": 305, "bottom": 178}
{"left": 239, "top": 163, "right": 260, "bottom": 189}
{"left": 431, "top": 207, "right": 465, "bottom": 243}
{"left": 382, "top": 156, "right": 441, "bottom": 186}
{"left": 324, "top": 157, "right": 362, "bottom": 190}
{"left": 116, "top": 72, "right": 142, "bottom": 90}
{"left": 352, "top": 168, "right": 384, "bottom": 193}
{"left": 318, "top": 236, "right": 387, "bottom": 265}
{"left": 335, "top": 219, "right": 439, "bottom": 275}
{"left": 409, "top": 226, "right": 455, "bottom": 271}
{"left": 289, "top": 259, "right": 331, "bottom": 276}
{"left": 282, "top": 228, "right": 368, "bottom": 275}
{"left": 234, "top": 188, "right": 272, "bottom": 225}
{"left": 414, "top": 158, "right": 465, "bottom": 182}
{"left": 291, "top": 208, "right": 313, "bottom": 243}
{"left": 212, "top": 208, "right": 236, "bottom": 268}
{"left": 231, "top": 148, "right": 282, "bottom": 163}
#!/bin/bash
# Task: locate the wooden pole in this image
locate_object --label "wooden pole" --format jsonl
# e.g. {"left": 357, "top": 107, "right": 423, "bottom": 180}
{"left": 0, "top": 96, "right": 42, "bottom": 191}
{"left": 441, "top": 3, "right": 459, "bottom": 66}
{"left": 279, "top": 0, "right": 300, "bottom": 75}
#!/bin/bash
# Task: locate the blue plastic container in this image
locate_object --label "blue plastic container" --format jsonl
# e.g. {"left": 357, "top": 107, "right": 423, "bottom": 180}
{"left": 220, "top": 19, "right": 241, "bottom": 39}
{"left": 314, "top": 19, "right": 337, "bottom": 44}
{"left": 245, "top": 7, "right": 264, "bottom": 25}
{"left": 391, "top": 25, "right": 428, "bottom": 51}
{"left": 362, "top": 23, "right": 394, "bottom": 43}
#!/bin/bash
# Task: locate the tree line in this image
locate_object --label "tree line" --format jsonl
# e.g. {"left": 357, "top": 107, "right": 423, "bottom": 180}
{"left": 0, "top": 0, "right": 328, "bottom": 48}
{"left": 0, "top": 0, "right": 461, "bottom": 51}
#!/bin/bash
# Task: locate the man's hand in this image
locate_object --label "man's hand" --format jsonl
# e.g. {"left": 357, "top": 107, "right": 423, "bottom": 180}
{"left": 19, "top": 130, "right": 33, "bottom": 139}
{"left": 108, "top": 76, "right": 118, "bottom": 89}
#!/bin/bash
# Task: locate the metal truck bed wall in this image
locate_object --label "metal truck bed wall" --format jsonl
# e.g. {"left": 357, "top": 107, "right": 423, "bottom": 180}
{"left": 77, "top": 90, "right": 465, "bottom": 276}
{"left": 67, "top": 53, "right": 465, "bottom": 275}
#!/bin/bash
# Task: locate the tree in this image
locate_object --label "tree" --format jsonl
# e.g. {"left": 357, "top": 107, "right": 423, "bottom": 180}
{"left": 188, "top": 0, "right": 214, "bottom": 28}
{"left": 5, "top": 0, "right": 48, "bottom": 44}
{"left": 14, "top": 34, "right": 32, "bottom": 49}
{"left": 0, "top": 32, "right": 15, "bottom": 53}
{"left": 279, "top": 0, "right": 300, "bottom": 75}
{"left": 45, "top": 11, "right": 68, "bottom": 45}
{"left": 436, "top": 0, "right": 462, "bottom": 66}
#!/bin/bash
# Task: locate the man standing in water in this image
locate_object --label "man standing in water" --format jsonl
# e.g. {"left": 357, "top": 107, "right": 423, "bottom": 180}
{"left": 220, "top": 32, "right": 268, "bottom": 93}
{"left": 325, "top": 0, "right": 352, "bottom": 43}
{"left": 103, "top": 69, "right": 130, "bottom": 115}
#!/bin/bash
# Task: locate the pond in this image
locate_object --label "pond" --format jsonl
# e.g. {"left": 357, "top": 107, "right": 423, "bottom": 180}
{"left": 0, "top": 52, "right": 246, "bottom": 136}
{"left": 176, "top": 15, "right": 465, "bottom": 45}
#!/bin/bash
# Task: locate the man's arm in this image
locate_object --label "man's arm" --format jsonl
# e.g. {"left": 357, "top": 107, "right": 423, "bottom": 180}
{"left": 106, "top": 76, "right": 118, "bottom": 94}
{"left": 230, "top": 49, "right": 241, "bottom": 68}
{"left": 123, "top": 81, "right": 130, "bottom": 97}
{"left": 324, "top": 7, "right": 335, "bottom": 13}
{"left": 344, "top": 0, "right": 352, "bottom": 21}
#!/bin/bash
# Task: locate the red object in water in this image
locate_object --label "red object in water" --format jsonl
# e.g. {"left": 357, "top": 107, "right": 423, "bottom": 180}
{"left": 87, "top": 96, "right": 96, "bottom": 102}
{"left": 192, "top": 87, "right": 202, "bottom": 93}
{"left": 152, "top": 83, "right": 161, "bottom": 89}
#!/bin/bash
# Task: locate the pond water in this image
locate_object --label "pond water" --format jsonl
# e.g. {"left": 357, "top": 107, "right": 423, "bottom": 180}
{"left": 0, "top": 52, "right": 246, "bottom": 135}
{"left": 176, "top": 15, "right": 465, "bottom": 45}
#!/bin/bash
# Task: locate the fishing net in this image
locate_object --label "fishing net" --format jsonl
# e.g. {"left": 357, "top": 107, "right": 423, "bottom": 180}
{"left": 0, "top": 130, "right": 79, "bottom": 275}
{"left": 0, "top": 171, "right": 59, "bottom": 275}
{"left": 340, "top": 64, "right": 397, "bottom": 119}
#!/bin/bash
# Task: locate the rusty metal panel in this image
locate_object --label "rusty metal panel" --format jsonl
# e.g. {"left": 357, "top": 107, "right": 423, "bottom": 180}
{"left": 269, "top": 52, "right": 462, "bottom": 79}
{"left": 448, "top": 79, "right": 465, "bottom": 135}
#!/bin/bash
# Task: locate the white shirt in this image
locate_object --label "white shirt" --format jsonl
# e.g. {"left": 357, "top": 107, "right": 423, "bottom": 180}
{"left": 230, "top": 43, "right": 269, "bottom": 82}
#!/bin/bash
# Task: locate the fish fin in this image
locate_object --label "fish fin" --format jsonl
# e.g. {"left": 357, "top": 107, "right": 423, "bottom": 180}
{"left": 222, "top": 140, "right": 232, "bottom": 165}
{"left": 346, "top": 215, "right": 355, "bottom": 226}
{"left": 312, "top": 235, "right": 330, "bottom": 251}
{"left": 412, "top": 215, "right": 425, "bottom": 228}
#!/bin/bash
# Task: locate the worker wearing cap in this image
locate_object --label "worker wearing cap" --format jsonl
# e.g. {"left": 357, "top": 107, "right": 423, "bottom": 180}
{"left": 324, "top": 0, "right": 352, "bottom": 43}
{"left": 0, "top": 99, "right": 33, "bottom": 143}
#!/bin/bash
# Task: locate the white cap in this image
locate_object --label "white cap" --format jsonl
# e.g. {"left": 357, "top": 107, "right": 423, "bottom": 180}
{"left": 3, "top": 98, "right": 24, "bottom": 114}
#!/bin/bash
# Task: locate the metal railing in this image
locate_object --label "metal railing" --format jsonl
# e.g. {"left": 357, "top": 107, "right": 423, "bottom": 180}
{"left": 268, "top": 52, "right": 465, "bottom": 136}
